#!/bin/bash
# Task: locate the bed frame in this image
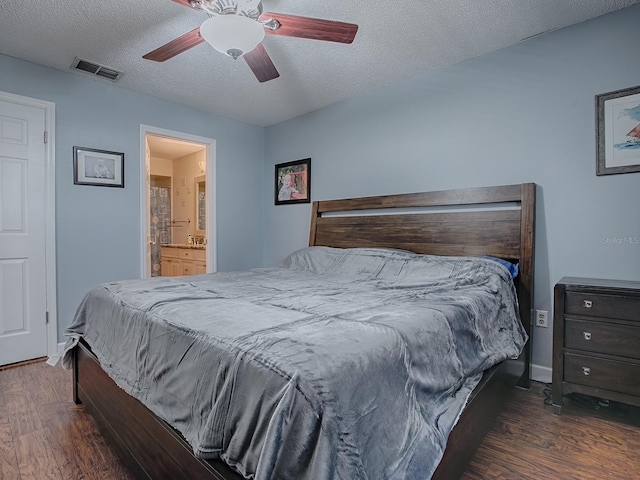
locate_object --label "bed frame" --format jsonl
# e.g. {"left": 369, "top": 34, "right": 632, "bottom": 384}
{"left": 73, "top": 183, "right": 536, "bottom": 479}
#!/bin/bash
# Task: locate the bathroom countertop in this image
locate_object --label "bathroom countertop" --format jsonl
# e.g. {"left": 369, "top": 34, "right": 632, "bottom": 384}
{"left": 163, "top": 244, "right": 206, "bottom": 250}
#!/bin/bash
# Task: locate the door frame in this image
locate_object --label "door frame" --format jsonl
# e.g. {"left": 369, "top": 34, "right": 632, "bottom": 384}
{"left": 0, "top": 90, "right": 57, "bottom": 357}
{"left": 139, "top": 125, "right": 217, "bottom": 277}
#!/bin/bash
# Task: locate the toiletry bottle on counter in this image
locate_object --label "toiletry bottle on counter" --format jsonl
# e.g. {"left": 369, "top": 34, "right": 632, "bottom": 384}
{"left": 187, "top": 234, "right": 193, "bottom": 246}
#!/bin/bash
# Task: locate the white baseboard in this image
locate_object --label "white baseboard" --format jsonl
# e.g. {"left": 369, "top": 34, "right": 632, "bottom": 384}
{"left": 531, "top": 363, "right": 552, "bottom": 384}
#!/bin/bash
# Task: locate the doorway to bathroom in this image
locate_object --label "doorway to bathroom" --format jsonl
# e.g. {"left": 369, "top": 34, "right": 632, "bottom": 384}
{"left": 140, "top": 125, "right": 217, "bottom": 278}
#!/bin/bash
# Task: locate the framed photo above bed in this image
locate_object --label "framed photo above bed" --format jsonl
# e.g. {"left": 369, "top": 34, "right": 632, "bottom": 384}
{"left": 73, "top": 146, "right": 125, "bottom": 187}
{"left": 596, "top": 84, "right": 640, "bottom": 176}
{"left": 275, "top": 158, "right": 311, "bottom": 205}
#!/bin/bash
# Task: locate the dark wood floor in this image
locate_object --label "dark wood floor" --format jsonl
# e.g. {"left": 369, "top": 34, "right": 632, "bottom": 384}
{"left": 2, "top": 361, "right": 640, "bottom": 479}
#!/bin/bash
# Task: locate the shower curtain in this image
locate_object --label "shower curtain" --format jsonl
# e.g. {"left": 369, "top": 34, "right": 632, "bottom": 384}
{"left": 150, "top": 186, "right": 172, "bottom": 277}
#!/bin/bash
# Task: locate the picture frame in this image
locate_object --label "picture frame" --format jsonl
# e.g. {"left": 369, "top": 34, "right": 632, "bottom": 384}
{"left": 73, "top": 146, "right": 125, "bottom": 187}
{"left": 275, "top": 158, "right": 311, "bottom": 205}
{"left": 596, "top": 84, "right": 640, "bottom": 176}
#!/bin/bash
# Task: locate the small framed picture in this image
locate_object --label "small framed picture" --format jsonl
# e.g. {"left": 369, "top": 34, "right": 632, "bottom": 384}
{"left": 73, "top": 146, "right": 125, "bottom": 187}
{"left": 275, "top": 158, "right": 311, "bottom": 205}
{"left": 596, "top": 85, "right": 640, "bottom": 176}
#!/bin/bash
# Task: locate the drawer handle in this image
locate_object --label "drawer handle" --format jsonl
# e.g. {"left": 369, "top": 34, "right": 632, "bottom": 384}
{"left": 583, "top": 332, "right": 591, "bottom": 340}
{"left": 582, "top": 367, "right": 590, "bottom": 376}
{"left": 583, "top": 300, "right": 592, "bottom": 308}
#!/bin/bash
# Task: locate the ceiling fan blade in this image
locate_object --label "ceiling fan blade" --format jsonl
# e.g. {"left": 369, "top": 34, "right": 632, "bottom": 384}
{"left": 243, "top": 44, "right": 280, "bottom": 83}
{"left": 170, "top": 0, "right": 195, "bottom": 8}
{"left": 143, "top": 27, "right": 205, "bottom": 62}
{"left": 260, "top": 12, "right": 358, "bottom": 44}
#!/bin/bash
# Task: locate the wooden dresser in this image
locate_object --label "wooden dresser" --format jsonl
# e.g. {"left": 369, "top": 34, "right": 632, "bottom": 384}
{"left": 552, "top": 277, "right": 640, "bottom": 414}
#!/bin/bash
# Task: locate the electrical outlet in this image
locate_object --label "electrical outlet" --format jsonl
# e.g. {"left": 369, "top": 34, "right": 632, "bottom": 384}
{"left": 536, "top": 310, "right": 548, "bottom": 328}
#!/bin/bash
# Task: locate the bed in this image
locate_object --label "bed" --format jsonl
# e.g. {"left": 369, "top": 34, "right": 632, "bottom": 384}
{"left": 67, "top": 182, "right": 536, "bottom": 479}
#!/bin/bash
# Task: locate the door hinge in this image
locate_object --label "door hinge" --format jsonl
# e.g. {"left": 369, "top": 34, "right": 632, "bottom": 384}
{"left": 45, "top": 311, "right": 49, "bottom": 324}
{"left": 44, "top": 131, "right": 48, "bottom": 143}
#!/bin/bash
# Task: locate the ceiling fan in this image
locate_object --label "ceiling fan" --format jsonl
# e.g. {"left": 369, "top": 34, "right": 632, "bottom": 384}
{"left": 143, "top": 0, "right": 359, "bottom": 83}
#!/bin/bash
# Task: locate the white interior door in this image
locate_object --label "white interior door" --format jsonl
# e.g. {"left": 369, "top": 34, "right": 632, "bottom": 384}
{"left": 0, "top": 98, "right": 48, "bottom": 365}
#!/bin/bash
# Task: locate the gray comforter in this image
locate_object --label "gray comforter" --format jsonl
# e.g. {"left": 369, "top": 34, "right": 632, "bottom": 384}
{"left": 63, "top": 247, "right": 527, "bottom": 480}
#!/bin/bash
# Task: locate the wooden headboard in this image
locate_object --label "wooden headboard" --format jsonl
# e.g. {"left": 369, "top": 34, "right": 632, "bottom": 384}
{"left": 309, "top": 183, "right": 536, "bottom": 386}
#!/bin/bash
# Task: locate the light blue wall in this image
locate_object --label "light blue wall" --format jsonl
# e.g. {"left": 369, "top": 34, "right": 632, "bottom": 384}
{"left": 264, "top": 5, "right": 640, "bottom": 372}
{"left": 0, "top": 54, "right": 265, "bottom": 342}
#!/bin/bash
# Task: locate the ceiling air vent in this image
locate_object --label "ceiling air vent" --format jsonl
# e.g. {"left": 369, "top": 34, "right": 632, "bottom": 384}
{"left": 71, "top": 57, "right": 123, "bottom": 81}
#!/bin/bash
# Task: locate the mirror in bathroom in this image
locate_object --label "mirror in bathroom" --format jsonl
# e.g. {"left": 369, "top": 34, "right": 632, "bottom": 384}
{"left": 195, "top": 175, "right": 206, "bottom": 236}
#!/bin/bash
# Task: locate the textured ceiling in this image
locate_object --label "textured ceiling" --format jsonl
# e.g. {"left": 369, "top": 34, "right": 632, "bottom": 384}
{"left": 0, "top": 0, "right": 637, "bottom": 127}
{"left": 148, "top": 134, "right": 205, "bottom": 159}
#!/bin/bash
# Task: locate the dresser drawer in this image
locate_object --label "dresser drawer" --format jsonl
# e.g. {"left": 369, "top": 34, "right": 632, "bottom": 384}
{"left": 565, "top": 319, "right": 640, "bottom": 358}
{"left": 565, "top": 291, "right": 640, "bottom": 321}
{"left": 195, "top": 249, "right": 206, "bottom": 262}
{"left": 564, "top": 352, "right": 640, "bottom": 397}
{"left": 162, "top": 247, "right": 180, "bottom": 258}
{"left": 179, "top": 249, "right": 196, "bottom": 260}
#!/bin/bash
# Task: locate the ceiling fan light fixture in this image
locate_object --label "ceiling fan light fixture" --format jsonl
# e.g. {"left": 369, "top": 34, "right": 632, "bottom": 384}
{"left": 200, "top": 15, "right": 265, "bottom": 59}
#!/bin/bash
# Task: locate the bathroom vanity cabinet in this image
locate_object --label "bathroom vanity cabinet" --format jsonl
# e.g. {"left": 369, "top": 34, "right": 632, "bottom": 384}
{"left": 161, "top": 246, "right": 206, "bottom": 277}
